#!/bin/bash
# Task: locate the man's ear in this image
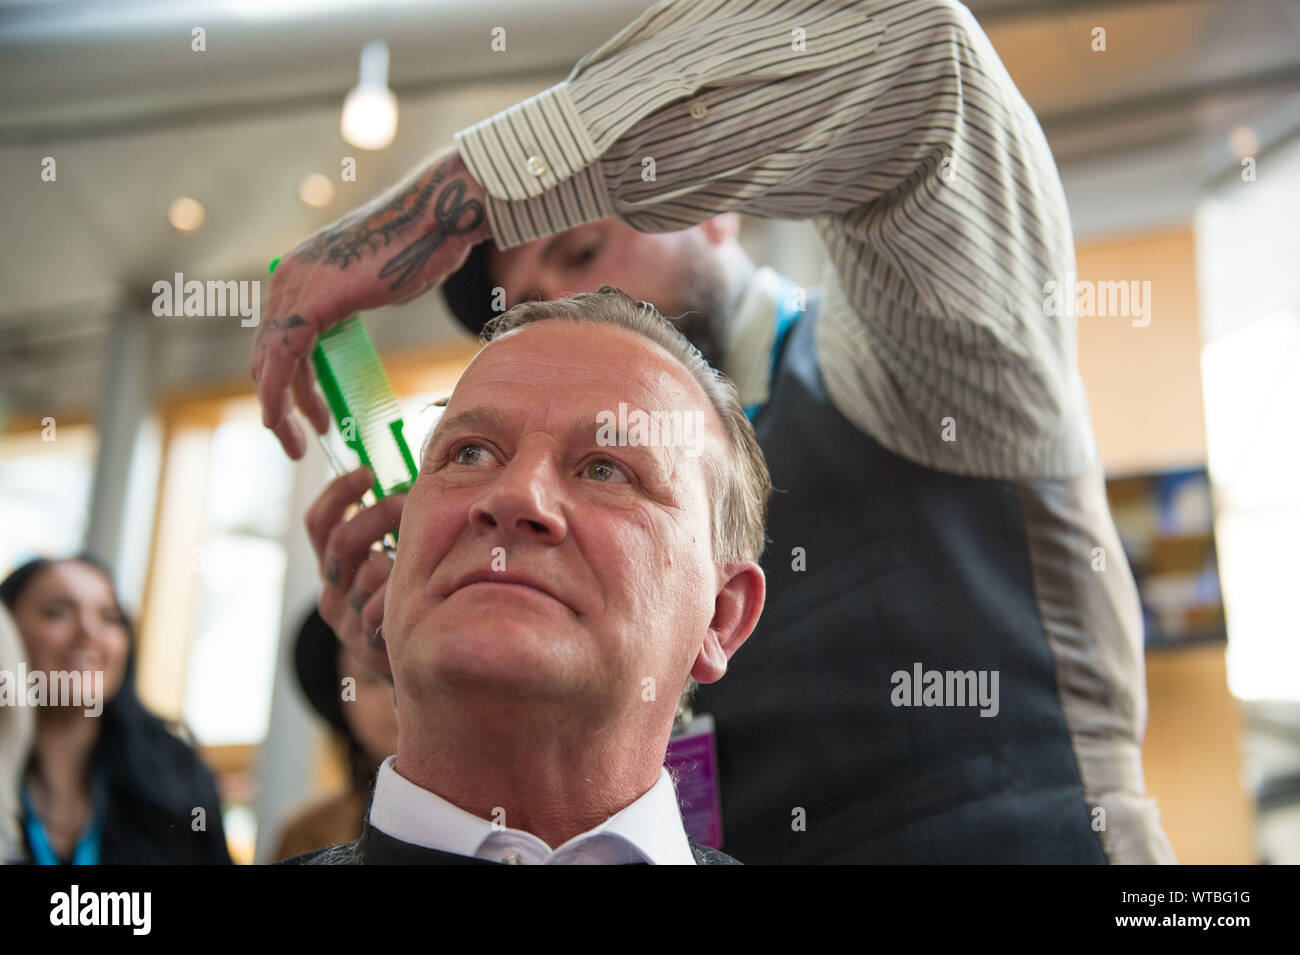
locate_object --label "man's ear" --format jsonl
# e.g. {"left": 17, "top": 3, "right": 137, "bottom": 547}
{"left": 691, "top": 559, "right": 765, "bottom": 685}
{"left": 698, "top": 213, "right": 741, "bottom": 246}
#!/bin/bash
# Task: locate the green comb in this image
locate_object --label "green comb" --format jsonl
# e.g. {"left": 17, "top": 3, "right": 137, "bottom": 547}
{"left": 268, "top": 258, "right": 418, "bottom": 501}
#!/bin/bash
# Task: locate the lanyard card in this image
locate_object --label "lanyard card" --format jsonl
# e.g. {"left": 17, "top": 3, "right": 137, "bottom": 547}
{"left": 665, "top": 712, "right": 723, "bottom": 849}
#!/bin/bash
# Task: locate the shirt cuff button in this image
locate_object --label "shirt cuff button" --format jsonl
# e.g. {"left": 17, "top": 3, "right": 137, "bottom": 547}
{"left": 525, "top": 155, "right": 548, "bottom": 177}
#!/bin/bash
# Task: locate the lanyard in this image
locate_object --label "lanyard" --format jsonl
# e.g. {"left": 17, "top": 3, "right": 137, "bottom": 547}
{"left": 21, "top": 770, "right": 108, "bottom": 866}
{"left": 743, "top": 275, "right": 801, "bottom": 421}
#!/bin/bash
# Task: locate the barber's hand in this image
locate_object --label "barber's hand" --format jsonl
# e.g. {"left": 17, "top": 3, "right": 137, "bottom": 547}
{"left": 305, "top": 467, "right": 405, "bottom": 677}
{"left": 252, "top": 146, "right": 491, "bottom": 459}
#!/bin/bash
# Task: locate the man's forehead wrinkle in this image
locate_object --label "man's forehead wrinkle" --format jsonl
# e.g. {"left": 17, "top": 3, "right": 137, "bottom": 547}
{"left": 481, "top": 331, "right": 609, "bottom": 382}
{"left": 483, "top": 330, "right": 691, "bottom": 413}
{"left": 488, "top": 352, "right": 578, "bottom": 377}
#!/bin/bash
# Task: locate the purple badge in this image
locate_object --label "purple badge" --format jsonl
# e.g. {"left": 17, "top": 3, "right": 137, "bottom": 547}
{"left": 665, "top": 713, "right": 723, "bottom": 848}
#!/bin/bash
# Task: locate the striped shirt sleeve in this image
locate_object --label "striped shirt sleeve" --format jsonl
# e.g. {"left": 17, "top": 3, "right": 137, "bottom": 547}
{"left": 454, "top": 0, "right": 1098, "bottom": 481}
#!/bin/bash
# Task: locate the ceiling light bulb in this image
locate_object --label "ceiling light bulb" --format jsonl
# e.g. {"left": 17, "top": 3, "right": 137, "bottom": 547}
{"left": 1228, "top": 126, "right": 1258, "bottom": 159}
{"left": 341, "top": 40, "right": 398, "bottom": 150}
{"left": 298, "top": 173, "right": 335, "bottom": 208}
{"left": 168, "top": 196, "right": 205, "bottom": 232}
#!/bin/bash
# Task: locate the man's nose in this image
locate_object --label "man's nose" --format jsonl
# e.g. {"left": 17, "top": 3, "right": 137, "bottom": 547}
{"left": 468, "top": 448, "right": 567, "bottom": 544}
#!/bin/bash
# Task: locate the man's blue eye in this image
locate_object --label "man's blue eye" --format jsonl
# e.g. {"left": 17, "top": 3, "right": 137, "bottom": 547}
{"left": 586, "top": 460, "right": 624, "bottom": 482}
{"left": 454, "top": 445, "right": 491, "bottom": 466}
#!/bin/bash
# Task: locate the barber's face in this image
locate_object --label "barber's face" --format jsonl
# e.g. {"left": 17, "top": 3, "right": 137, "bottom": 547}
{"left": 488, "top": 218, "right": 731, "bottom": 365}
{"left": 384, "top": 321, "right": 726, "bottom": 725}
{"left": 491, "top": 218, "right": 688, "bottom": 309}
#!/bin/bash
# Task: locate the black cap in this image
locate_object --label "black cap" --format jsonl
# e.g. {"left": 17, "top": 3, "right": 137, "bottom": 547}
{"left": 292, "top": 609, "right": 349, "bottom": 738}
{"left": 440, "top": 242, "right": 497, "bottom": 337}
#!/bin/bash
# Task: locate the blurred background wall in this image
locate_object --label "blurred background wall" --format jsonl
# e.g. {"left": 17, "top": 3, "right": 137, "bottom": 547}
{"left": 1, "top": 0, "right": 1297, "bottom": 863}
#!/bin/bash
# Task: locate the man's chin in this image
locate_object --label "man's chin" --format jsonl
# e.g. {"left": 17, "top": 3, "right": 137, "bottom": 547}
{"left": 398, "top": 618, "right": 585, "bottom": 702}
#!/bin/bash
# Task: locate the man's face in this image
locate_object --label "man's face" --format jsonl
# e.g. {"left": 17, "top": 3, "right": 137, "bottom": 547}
{"left": 489, "top": 218, "right": 731, "bottom": 367}
{"left": 384, "top": 320, "right": 728, "bottom": 729}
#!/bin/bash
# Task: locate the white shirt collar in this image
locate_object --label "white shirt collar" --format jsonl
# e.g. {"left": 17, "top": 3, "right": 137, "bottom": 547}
{"left": 368, "top": 755, "right": 697, "bottom": 865}
{"left": 722, "top": 266, "right": 785, "bottom": 410}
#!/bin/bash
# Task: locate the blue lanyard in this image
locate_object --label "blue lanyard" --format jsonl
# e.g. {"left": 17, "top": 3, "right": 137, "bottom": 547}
{"left": 743, "top": 275, "right": 802, "bottom": 421}
{"left": 21, "top": 772, "right": 107, "bottom": 866}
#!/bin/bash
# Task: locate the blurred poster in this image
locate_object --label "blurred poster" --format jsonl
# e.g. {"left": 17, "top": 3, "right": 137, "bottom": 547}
{"left": 1105, "top": 467, "right": 1227, "bottom": 648}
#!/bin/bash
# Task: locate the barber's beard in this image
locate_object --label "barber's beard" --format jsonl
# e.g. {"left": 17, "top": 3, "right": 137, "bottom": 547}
{"left": 665, "top": 234, "right": 730, "bottom": 370}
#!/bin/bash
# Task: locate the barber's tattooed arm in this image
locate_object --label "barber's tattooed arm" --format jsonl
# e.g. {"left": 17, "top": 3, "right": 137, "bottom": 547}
{"left": 251, "top": 147, "right": 492, "bottom": 459}
{"left": 296, "top": 162, "right": 455, "bottom": 274}
{"left": 292, "top": 151, "right": 486, "bottom": 284}
{"left": 377, "top": 179, "right": 484, "bottom": 290}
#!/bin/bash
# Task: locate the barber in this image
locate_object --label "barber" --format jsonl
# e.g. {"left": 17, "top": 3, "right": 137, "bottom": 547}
{"left": 254, "top": 0, "right": 1177, "bottom": 863}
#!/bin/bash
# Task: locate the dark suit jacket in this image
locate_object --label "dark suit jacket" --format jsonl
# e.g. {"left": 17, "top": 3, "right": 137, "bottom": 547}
{"left": 277, "top": 820, "right": 740, "bottom": 865}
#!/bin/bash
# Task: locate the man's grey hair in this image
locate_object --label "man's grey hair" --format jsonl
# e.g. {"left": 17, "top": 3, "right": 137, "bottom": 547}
{"left": 480, "top": 285, "right": 772, "bottom": 713}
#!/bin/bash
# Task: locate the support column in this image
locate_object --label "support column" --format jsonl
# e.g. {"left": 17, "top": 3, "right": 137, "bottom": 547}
{"left": 83, "top": 307, "right": 156, "bottom": 577}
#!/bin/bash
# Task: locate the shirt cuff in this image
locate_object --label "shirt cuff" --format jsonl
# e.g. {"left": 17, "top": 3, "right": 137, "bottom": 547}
{"left": 453, "top": 83, "right": 615, "bottom": 249}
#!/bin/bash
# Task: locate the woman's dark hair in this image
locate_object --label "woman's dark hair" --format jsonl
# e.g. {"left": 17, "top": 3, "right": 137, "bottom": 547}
{"left": 292, "top": 608, "right": 382, "bottom": 795}
{"left": 0, "top": 555, "right": 227, "bottom": 858}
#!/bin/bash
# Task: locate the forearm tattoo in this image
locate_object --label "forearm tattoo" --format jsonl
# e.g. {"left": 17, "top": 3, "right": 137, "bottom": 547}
{"left": 377, "top": 179, "right": 484, "bottom": 291}
{"left": 293, "top": 152, "right": 485, "bottom": 293}
{"left": 296, "top": 163, "right": 450, "bottom": 270}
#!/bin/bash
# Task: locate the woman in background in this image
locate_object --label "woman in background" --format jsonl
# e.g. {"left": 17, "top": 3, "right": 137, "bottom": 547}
{"left": 0, "top": 555, "right": 231, "bottom": 864}
{"left": 272, "top": 609, "right": 397, "bottom": 860}
{"left": 0, "top": 604, "right": 34, "bottom": 863}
